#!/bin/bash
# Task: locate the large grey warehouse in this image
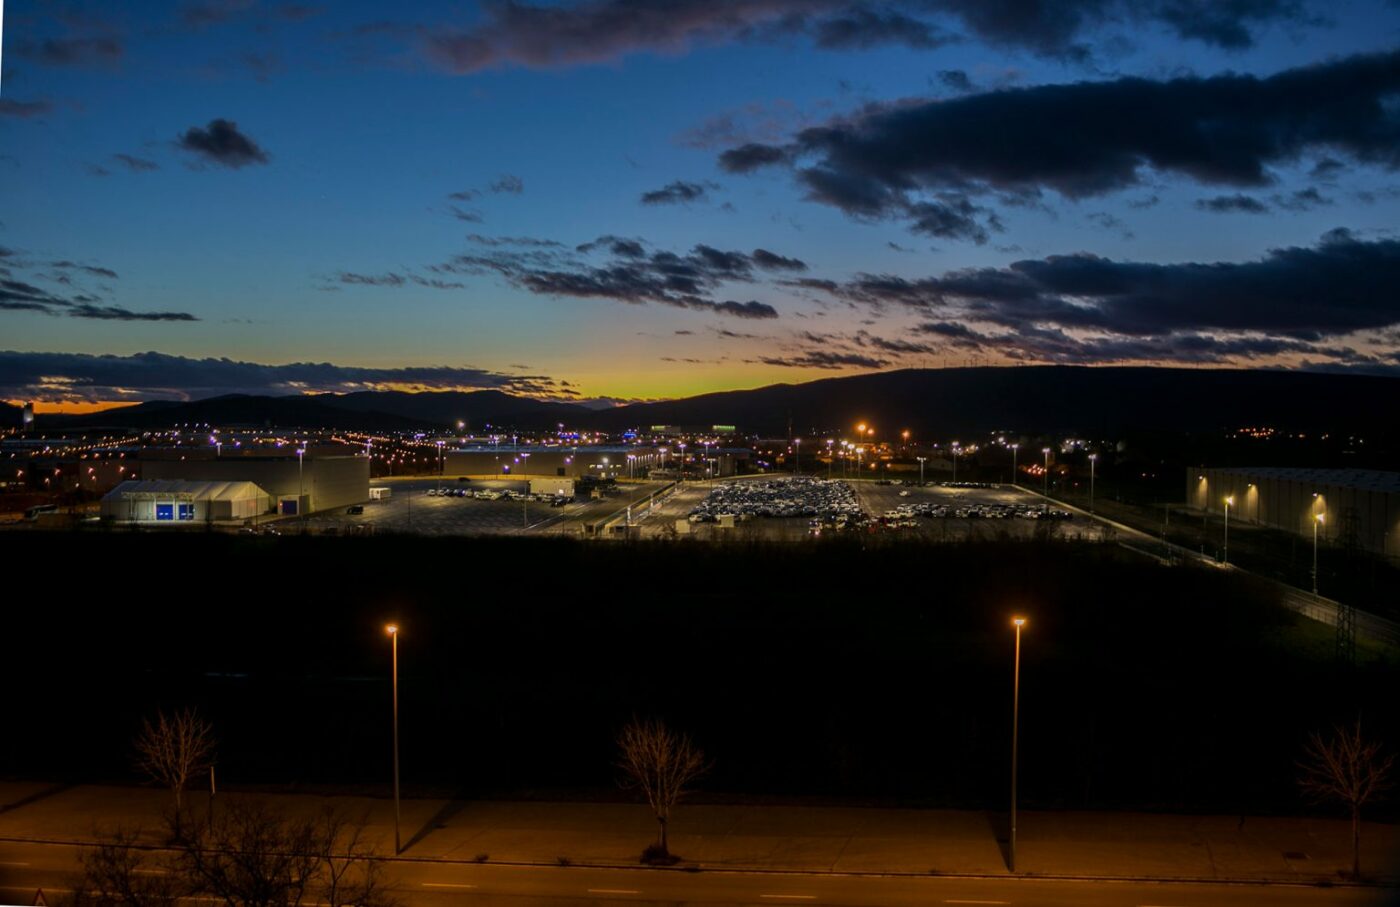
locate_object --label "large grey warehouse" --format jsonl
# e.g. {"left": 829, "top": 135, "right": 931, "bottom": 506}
{"left": 1187, "top": 467, "right": 1400, "bottom": 557}
{"left": 138, "top": 452, "right": 369, "bottom": 517}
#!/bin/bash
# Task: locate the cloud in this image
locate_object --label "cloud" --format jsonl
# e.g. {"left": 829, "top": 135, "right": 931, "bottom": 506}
{"left": 1274, "top": 187, "right": 1333, "bottom": 211}
{"left": 0, "top": 99, "right": 54, "bottom": 118}
{"left": 177, "top": 118, "right": 270, "bottom": 168}
{"left": 755, "top": 350, "right": 888, "bottom": 369}
{"left": 15, "top": 36, "right": 123, "bottom": 67}
{"left": 0, "top": 248, "right": 197, "bottom": 322}
{"left": 816, "top": 230, "right": 1400, "bottom": 347}
{"left": 437, "top": 239, "right": 791, "bottom": 319}
{"left": 490, "top": 173, "right": 525, "bottom": 194}
{"left": 640, "top": 179, "right": 717, "bottom": 205}
{"left": 720, "top": 51, "right": 1400, "bottom": 235}
{"left": 936, "top": 69, "right": 975, "bottom": 92}
{"left": 416, "top": 0, "right": 1308, "bottom": 75}
{"left": 112, "top": 153, "right": 160, "bottom": 172}
{"left": 1196, "top": 193, "right": 1269, "bottom": 214}
{"left": 0, "top": 350, "right": 573, "bottom": 404}
{"left": 332, "top": 271, "right": 465, "bottom": 290}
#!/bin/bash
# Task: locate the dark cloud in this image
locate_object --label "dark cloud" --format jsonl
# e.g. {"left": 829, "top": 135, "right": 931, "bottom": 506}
{"left": 813, "top": 8, "right": 951, "bottom": 49}
{"left": 334, "top": 271, "right": 465, "bottom": 290}
{"left": 177, "top": 118, "right": 270, "bottom": 168}
{"left": 640, "top": 180, "right": 717, "bottom": 205}
{"left": 1, "top": 251, "right": 193, "bottom": 322}
{"left": 756, "top": 350, "right": 888, "bottom": 370}
{"left": 490, "top": 173, "right": 525, "bottom": 194}
{"left": 15, "top": 37, "right": 123, "bottom": 67}
{"left": 417, "top": 0, "right": 1307, "bottom": 75}
{"left": 936, "top": 69, "right": 975, "bottom": 92}
{"left": 821, "top": 230, "right": 1400, "bottom": 342}
{"left": 448, "top": 205, "right": 484, "bottom": 222}
{"left": 752, "top": 249, "right": 808, "bottom": 271}
{"left": 0, "top": 99, "right": 54, "bottom": 118}
{"left": 720, "top": 51, "right": 1400, "bottom": 235}
{"left": 67, "top": 305, "right": 198, "bottom": 322}
{"left": 52, "top": 261, "right": 119, "bottom": 279}
{"left": 1196, "top": 193, "right": 1270, "bottom": 213}
{"left": 1274, "top": 187, "right": 1333, "bottom": 211}
{"left": 438, "top": 240, "right": 790, "bottom": 319}
{"left": 466, "top": 234, "right": 564, "bottom": 248}
{"left": 0, "top": 350, "right": 572, "bottom": 404}
{"left": 112, "top": 153, "right": 159, "bottom": 172}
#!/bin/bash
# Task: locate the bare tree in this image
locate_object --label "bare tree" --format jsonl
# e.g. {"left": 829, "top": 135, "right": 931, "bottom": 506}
{"left": 169, "top": 800, "right": 398, "bottom": 907}
{"left": 616, "top": 718, "right": 708, "bottom": 862}
{"left": 1297, "top": 719, "right": 1395, "bottom": 879}
{"left": 68, "top": 828, "right": 185, "bottom": 907}
{"left": 133, "top": 709, "right": 216, "bottom": 813}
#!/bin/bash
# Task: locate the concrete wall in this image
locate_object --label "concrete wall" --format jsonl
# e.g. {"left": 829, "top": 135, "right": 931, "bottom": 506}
{"left": 1187, "top": 467, "right": 1400, "bottom": 556}
{"left": 142, "top": 456, "right": 368, "bottom": 514}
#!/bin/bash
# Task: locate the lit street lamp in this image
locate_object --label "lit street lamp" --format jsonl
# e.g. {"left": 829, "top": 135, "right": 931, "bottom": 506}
{"left": 917, "top": 456, "right": 927, "bottom": 486}
{"left": 793, "top": 438, "right": 801, "bottom": 474}
{"left": 1313, "top": 513, "right": 1325, "bottom": 595}
{"left": 1010, "top": 443, "right": 1019, "bottom": 488}
{"left": 436, "top": 440, "right": 445, "bottom": 494}
{"left": 1088, "top": 453, "right": 1097, "bottom": 514}
{"left": 951, "top": 441, "right": 960, "bottom": 483}
{"left": 1223, "top": 495, "right": 1234, "bottom": 565}
{"left": 386, "top": 624, "right": 402, "bottom": 855}
{"left": 1041, "top": 448, "right": 1050, "bottom": 499}
{"left": 1010, "top": 616, "right": 1026, "bottom": 874}
{"left": 520, "top": 452, "right": 531, "bottom": 527}
{"left": 826, "top": 440, "right": 833, "bottom": 479}
{"left": 297, "top": 447, "right": 306, "bottom": 520}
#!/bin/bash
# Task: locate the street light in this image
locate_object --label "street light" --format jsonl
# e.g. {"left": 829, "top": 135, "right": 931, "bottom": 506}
{"left": 520, "top": 452, "right": 531, "bottom": 527}
{"left": 793, "top": 438, "right": 801, "bottom": 474}
{"left": 297, "top": 447, "right": 306, "bottom": 520}
{"left": 1041, "top": 448, "right": 1050, "bottom": 499}
{"left": 1010, "top": 616, "right": 1026, "bottom": 874}
{"left": 1010, "top": 443, "right": 1019, "bottom": 488}
{"left": 952, "top": 442, "right": 960, "bottom": 483}
{"left": 826, "top": 439, "right": 833, "bottom": 480}
{"left": 385, "top": 624, "right": 401, "bottom": 855}
{"left": 1313, "top": 513, "right": 1325, "bottom": 595}
{"left": 1088, "top": 453, "right": 1097, "bottom": 513}
{"left": 917, "top": 456, "right": 927, "bottom": 486}
{"left": 436, "top": 440, "right": 445, "bottom": 494}
{"left": 1223, "top": 495, "right": 1234, "bottom": 565}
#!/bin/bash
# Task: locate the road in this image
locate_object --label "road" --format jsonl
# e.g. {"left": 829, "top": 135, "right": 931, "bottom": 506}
{"left": 0, "top": 839, "right": 1389, "bottom": 907}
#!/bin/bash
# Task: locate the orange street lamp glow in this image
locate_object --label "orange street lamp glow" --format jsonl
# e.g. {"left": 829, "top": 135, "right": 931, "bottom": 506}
{"left": 386, "top": 623, "right": 398, "bottom": 635}
{"left": 1013, "top": 617, "right": 1026, "bottom": 627}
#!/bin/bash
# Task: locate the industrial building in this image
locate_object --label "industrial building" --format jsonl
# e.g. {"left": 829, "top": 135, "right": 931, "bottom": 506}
{"left": 1187, "top": 467, "right": 1400, "bottom": 557}
{"left": 101, "top": 479, "right": 269, "bottom": 524}
{"left": 443, "top": 445, "right": 748, "bottom": 479}
{"left": 141, "top": 453, "right": 368, "bottom": 516}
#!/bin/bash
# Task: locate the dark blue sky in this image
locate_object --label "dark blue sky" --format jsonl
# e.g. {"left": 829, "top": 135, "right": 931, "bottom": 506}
{"left": 2, "top": 0, "right": 1399, "bottom": 408}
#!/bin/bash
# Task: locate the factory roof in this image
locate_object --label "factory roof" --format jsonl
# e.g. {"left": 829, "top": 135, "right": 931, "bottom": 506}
{"left": 1206, "top": 467, "right": 1400, "bottom": 494}
{"left": 103, "top": 479, "right": 270, "bottom": 500}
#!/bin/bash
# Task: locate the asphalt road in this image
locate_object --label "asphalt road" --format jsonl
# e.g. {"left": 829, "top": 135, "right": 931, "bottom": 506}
{"left": 1, "top": 839, "right": 1390, "bottom": 907}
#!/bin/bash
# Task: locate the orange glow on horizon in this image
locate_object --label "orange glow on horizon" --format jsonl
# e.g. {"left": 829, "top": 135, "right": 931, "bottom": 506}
{"left": 5, "top": 399, "right": 143, "bottom": 415}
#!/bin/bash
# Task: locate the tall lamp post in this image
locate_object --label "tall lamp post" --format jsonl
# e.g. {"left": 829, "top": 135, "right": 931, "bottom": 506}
{"left": 1088, "top": 453, "right": 1097, "bottom": 513}
{"left": 951, "top": 442, "right": 960, "bottom": 483}
{"left": 793, "top": 438, "right": 801, "bottom": 475}
{"left": 826, "top": 440, "right": 833, "bottom": 480}
{"left": 917, "top": 456, "right": 927, "bottom": 486}
{"left": 1010, "top": 616, "right": 1026, "bottom": 874}
{"left": 1041, "top": 448, "right": 1050, "bottom": 498}
{"left": 297, "top": 447, "right": 306, "bottom": 521}
{"left": 386, "top": 624, "right": 402, "bottom": 855}
{"left": 520, "top": 452, "right": 531, "bottom": 527}
{"left": 436, "top": 440, "right": 445, "bottom": 494}
{"left": 1223, "top": 495, "right": 1233, "bottom": 565}
{"left": 1313, "top": 513, "right": 1324, "bottom": 594}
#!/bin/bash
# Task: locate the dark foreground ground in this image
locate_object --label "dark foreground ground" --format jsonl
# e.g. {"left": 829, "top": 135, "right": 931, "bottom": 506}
{"left": 4, "top": 533, "right": 1395, "bottom": 819}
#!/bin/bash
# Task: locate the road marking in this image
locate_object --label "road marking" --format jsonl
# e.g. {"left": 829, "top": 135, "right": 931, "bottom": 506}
{"left": 0, "top": 861, "right": 31, "bottom": 866}
{"left": 587, "top": 889, "right": 640, "bottom": 895}
{"left": 132, "top": 868, "right": 169, "bottom": 875}
{"left": 422, "top": 882, "right": 477, "bottom": 889}
{"left": 760, "top": 896, "right": 817, "bottom": 901}
{"left": 945, "top": 901, "right": 1009, "bottom": 905}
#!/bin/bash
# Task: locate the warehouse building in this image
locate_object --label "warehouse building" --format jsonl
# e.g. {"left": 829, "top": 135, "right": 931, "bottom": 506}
{"left": 443, "top": 446, "right": 663, "bottom": 480}
{"left": 101, "top": 479, "right": 270, "bottom": 524}
{"left": 1187, "top": 467, "right": 1400, "bottom": 557}
{"left": 141, "top": 453, "right": 368, "bottom": 516}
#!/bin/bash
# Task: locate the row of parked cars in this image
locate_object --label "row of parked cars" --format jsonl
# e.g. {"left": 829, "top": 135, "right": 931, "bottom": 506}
{"left": 880, "top": 502, "right": 1074, "bottom": 521}
{"left": 426, "top": 487, "right": 571, "bottom": 506}
{"left": 689, "top": 477, "right": 863, "bottom": 522}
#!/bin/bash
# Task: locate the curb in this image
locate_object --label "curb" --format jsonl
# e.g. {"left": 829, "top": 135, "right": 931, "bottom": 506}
{"left": 2, "top": 834, "right": 1393, "bottom": 890}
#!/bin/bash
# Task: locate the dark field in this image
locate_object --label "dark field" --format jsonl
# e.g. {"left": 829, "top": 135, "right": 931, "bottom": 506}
{"left": 5, "top": 532, "right": 1395, "bottom": 816}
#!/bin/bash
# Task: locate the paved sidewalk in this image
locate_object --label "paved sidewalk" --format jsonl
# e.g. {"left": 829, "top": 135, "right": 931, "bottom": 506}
{"left": 1, "top": 783, "right": 1395, "bottom": 885}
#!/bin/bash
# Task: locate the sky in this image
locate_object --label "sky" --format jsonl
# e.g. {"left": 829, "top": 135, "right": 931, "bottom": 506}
{"left": 2, "top": 0, "right": 1399, "bottom": 410}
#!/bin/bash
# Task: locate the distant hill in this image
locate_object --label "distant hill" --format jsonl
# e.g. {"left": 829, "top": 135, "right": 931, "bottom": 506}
{"left": 19, "top": 367, "right": 1400, "bottom": 438}
{"left": 590, "top": 367, "right": 1400, "bottom": 437}
{"left": 45, "top": 394, "right": 431, "bottom": 432}
{"left": 313, "top": 389, "right": 594, "bottom": 431}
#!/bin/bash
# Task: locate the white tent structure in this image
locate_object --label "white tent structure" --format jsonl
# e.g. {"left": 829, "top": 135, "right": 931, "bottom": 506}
{"left": 102, "top": 479, "right": 270, "bottom": 525}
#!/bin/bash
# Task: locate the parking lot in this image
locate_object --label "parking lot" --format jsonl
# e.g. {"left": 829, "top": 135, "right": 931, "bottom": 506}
{"left": 281, "top": 478, "right": 670, "bottom": 537}
{"left": 632, "top": 476, "right": 1110, "bottom": 542}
